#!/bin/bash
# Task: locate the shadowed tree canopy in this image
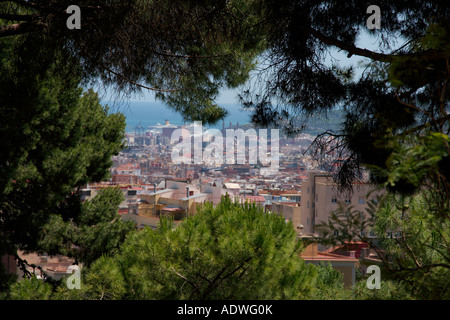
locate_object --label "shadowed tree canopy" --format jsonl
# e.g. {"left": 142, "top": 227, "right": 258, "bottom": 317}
{"left": 0, "top": 0, "right": 266, "bottom": 124}
{"left": 240, "top": 0, "right": 450, "bottom": 300}
{"left": 54, "top": 197, "right": 321, "bottom": 300}
{"left": 0, "top": 0, "right": 271, "bottom": 293}
{"left": 314, "top": 191, "right": 450, "bottom": 299}
{"left": 235, "top": 0, "right": 449, "bottom": 201}
{"left": 0, "top": 0, "right": 265, "bottom": 283}
{"left": 1, "top": 1, "right": 449, "bottom": 300}
{"left": 37, "top": 187, "right": 135, "bottom": 267}
{"left": 2, "top": 1, "right": 448, "bottom": 193}
{"left": 0, "top": 31, "right": 129, "bottom": 280}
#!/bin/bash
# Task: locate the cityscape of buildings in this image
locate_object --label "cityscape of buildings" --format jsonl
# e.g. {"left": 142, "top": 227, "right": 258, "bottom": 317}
{"left": 8, "top": 120, "right": 384, "bottom": 288}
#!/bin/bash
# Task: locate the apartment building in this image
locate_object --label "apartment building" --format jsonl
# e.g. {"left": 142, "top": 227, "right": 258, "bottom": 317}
{"left": 300, "top": 170, "right": 381, "bottom": 237}
{"left": 270, "top": 202, "right": 302, "bottom": 235}
{"left": 258, "top": 189, "right": 301, "bottom": 206}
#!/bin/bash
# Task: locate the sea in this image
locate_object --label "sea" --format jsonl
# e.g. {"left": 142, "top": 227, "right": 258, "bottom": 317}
{"left": 102, "top": 101, "right": 253, "bottom": 133}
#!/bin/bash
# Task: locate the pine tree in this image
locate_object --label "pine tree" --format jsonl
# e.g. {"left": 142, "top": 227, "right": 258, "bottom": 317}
{"left": 61, "top": 197, "right": 319, "bottom": 300}
{"left": 0, "top": 34, "right": 129, "bottom": 286}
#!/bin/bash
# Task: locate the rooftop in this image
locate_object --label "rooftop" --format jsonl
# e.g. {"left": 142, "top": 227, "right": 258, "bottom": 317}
{"left": 242, "top": 195, "right": 266, "bottom": 202}
{"left": 301, "top": 252, "right": 359, "bottom": 263}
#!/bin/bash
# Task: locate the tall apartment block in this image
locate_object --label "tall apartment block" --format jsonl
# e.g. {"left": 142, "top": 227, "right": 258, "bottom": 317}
{"left": 300, "top": 171, "right": 381, "bottom": 237}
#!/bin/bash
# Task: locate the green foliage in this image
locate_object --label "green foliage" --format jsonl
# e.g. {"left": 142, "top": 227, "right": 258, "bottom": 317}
{"left": 131, "top": 0, "right": 266, "bottom": 124}
{"left": 374, "top": 193, "right": 450, "bottom": 299}
{"left": 38, "top": 188, "right": 135, "bottom": 266}
{"left": 234, "top": 1, "right": 450, "bottom": 196}
{"left": 0, "top": 31, "right": 128, "bottom": 290}
{"left": 1, "top": 0, "right": 448, "bottom": 301}
{"left": 1, "top": 0, "right": 266, "bottom": 125}
{"left": 316, "top": 191, "right": 450, "bottom": 299}
{"left": 308, "top": 263, "right": 351, "bottom": 300}
{"left": 389, "top": 22, "right": 450, "bottom": 89}
{"left": 0, "top": 39, "right": 127, "bottom": 251}
{"left": 8, "top": 276, "right": 53, "bottom": 300}
{"left": 351, "top": 279, "right": 414, "bottom": 300}
{"left": 0, "top": 263, "right": 17, "bottom": 299}
{"left": 377, "top": 132, "right": 450, "bottom": 199}
{"left": 74, "top": 197, "right": 318, "bottom": 300}
{"left": 53, "top": 255, "right": 128, "bottom": 300}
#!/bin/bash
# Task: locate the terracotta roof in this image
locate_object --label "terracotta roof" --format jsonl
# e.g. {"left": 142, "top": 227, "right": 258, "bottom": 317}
{"left": 325, "top": 241, "right": 369, "bottom": 259}
{"left": 302, "top": 252, "right": 359, "bottom": 262}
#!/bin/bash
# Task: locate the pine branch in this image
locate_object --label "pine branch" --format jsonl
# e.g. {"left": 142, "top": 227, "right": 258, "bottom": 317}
{"left": 0, "top": 13, "right": 33, "bottom": 21}
{"left": 0, "top": 21, "right": 36, "bottom": 38}
{"left": 309, "top": 27, "right": 449, "bottom": 63}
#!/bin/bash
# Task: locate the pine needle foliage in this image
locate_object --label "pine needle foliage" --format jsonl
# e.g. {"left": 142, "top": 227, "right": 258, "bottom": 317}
{"left": 68, "top": 196, "right": 320, "bottom": 300}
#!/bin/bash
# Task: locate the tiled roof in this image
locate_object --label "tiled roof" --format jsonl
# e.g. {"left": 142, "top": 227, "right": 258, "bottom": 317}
{"left": 302, "top": 252, "right": 359, "bottom": 262}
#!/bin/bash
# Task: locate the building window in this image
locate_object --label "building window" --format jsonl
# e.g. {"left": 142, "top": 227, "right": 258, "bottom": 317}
{"left": 333, "top": 230, "right": 339, "bottom": 237}
{"left": 344, "top": 199, "right": 351, "bottom": 204}
{"left": 331, "top": 197, "right": 337, "bottom": 203}
{"left": 358, "top": 197, "right": 365, "bottom": 204}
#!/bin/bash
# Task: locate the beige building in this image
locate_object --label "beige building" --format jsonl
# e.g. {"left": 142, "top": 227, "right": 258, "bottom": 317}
{"left": 121, "top": 180, "right": 234, "bottom": 229}
{"left": 270, "top": 202, "right": 302, "bottom": 235}
{"left": 300, "top": 171, "right": 381, "bottom": 237}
